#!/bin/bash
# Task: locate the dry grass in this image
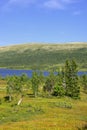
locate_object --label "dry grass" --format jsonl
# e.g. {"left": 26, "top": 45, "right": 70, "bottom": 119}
{"left": 0, "top": 96, "right": 87, "bottom": 130}
{"left": 0, "top": 42, "right": 87, "bottom": 52}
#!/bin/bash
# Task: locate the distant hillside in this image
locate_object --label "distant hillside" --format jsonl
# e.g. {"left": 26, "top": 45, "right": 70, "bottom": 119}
{"left": 0, "top": 42, "right": 87, "bottom": 70}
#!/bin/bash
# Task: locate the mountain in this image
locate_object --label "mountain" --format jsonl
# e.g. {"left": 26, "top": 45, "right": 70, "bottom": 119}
{"left": 0, "top": 42, "right": 87, "bottom": 70}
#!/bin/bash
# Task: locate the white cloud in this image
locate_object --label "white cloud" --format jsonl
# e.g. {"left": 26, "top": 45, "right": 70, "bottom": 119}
{"left": 62, "top": 0, "right": 79, "bottom": 3}
{"left": 43, "top": 0, "right": 79, "bottom": 9}
{"left": 1, "top": 0, "right": 36, "bottom": 11}
{"left": 43, "top": 0, "right": 64, "bottom": 9}
{"left": 0, "top": 0, "right": 81, "bottom": 11}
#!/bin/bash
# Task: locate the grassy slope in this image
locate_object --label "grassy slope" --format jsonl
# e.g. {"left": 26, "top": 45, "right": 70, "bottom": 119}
{"left": 0, "top": 42, "right": 87, "bottom": 70}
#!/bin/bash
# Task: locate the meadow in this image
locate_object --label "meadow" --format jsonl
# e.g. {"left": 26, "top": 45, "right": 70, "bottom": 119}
{"left": 0, "top": 79, "right": 87, "bottom": 130}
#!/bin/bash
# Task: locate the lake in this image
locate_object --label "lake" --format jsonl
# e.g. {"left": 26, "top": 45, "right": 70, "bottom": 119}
{"left": 0, "top": 68, "right": 87, "bottom": 78}
{"left": 0, "top": 69, "right": 49, "bottom": 78}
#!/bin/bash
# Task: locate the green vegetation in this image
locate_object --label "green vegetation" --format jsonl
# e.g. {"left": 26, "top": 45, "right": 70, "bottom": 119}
{"left": 64, "top": 60, "right": 80, "bottom": 98}
{"left": 3, "top": 60, "right": 80, "bottom": 100}
{"left": 0, "top": 90, "right": 87, "bottom": 130}
{"left": 0, "top": 43, "right": 87, "bottom": 130}
{"left": 0, "top": 42, "right": 87, "bottom": 70}
{"left": 81, "top": 74, "right": 87, "bottom": 93}
{"left": 31, "top": 71, "right": 40, "bottom": 97}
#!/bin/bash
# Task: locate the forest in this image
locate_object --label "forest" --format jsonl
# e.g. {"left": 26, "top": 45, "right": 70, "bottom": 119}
{"left": 0, "top": 43, "right": 87, "bottom": 70}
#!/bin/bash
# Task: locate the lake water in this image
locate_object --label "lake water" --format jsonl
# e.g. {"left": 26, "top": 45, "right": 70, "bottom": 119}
{"left": 0, "top": 69, "right": 49, "bottom": 77}
{"left": 0, "top": 68, "right": 87, "bottom": 78}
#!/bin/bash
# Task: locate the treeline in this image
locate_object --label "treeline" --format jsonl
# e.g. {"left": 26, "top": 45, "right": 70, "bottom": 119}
{"left": 0, "top": 60, "right": 87, "bottom": 105}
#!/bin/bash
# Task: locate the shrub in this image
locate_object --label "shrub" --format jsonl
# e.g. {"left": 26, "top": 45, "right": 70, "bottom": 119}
{"left": 52, "top": 84, "right": 65, "bottom": 97}
{"left": 51, "top": 101, "right": 72, "bottom": 109}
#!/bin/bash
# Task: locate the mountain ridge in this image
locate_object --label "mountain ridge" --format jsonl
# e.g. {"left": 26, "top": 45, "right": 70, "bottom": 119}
{"left": 0, "top": 42, "right": 87, "bottom": 70}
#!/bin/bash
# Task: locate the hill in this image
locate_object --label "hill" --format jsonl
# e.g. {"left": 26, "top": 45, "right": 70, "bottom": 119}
{"left": 0, "top": 42, "right": 87, "bottom": 70}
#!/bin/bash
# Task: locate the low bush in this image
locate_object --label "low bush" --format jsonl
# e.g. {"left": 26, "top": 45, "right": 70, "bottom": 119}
{"left": 50, "top": 101, "right": 72, "bottom": 109}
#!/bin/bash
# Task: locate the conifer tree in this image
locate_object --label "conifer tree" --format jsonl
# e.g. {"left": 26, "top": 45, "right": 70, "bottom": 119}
{"left": 64, "top": 60, "right": 80, "bottom": 98}
{"left": 52, "top": 68, "right": 65, "bottom": 96}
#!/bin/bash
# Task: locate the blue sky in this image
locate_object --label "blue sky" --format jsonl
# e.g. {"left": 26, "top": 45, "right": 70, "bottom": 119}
{"left": 0, "top": 0, "right": 87, "bottom": 46}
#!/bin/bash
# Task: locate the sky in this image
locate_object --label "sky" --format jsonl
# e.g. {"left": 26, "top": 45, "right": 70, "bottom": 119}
{"left": 0, "top": 0, "right": 87, "bottom": 46}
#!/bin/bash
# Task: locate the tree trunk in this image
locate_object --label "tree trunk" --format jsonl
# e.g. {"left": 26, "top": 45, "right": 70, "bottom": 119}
{"left": 17, "top": 96, "right": 23, "bottom": 105}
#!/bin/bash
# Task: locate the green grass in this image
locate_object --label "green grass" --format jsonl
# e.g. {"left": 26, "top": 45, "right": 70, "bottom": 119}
{"left": 0, "top": 42, "right": 87, "bottom": 70}
{"left": 0, "top": 101, "right": 44, "bottom": 124}
{"left": 0, "top": 90, "right": 87, "bottom": 130}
